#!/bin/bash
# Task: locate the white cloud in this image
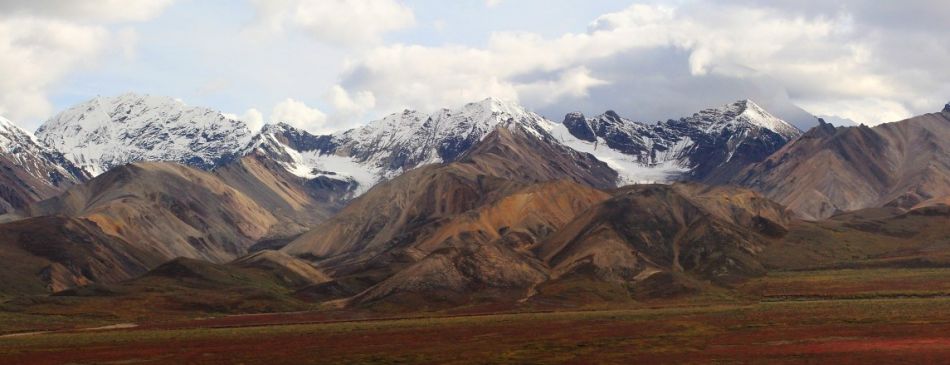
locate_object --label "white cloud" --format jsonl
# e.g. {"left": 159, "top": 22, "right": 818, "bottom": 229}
{"left": 225, "top": 108, "right": 265, "bottom": 132}
{"left": 516, "top": 67, "right": 609, "bottom": 106}
{"left": 328, "top": 85, "right": 375, "bottom": 121}
{"left": 0, "top": 0, "right": 173, "bottom": 124}
{"left": 0, "top": 18, "right": 110, "bottom": 121}
{"left": 270, "top": 98, "right": 329, "bottom": 133}
{"left": 802, "top": 98, "right": 912, "bottom": 127}
{"left": 0, "top": 0, "right": 175, "bottom": 23}
{"left": 335, "top": 2, "right": 944, "bottom": 125}
{"left": 485, "top": 0, "right": 503, "bottom": 8}
{"left": 248, "top": 0, "right": 415, "bottom": 46}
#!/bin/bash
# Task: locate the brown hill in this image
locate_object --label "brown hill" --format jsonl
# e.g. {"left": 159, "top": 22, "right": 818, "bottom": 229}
{"left": 18, "top": 257, "right": 320, "bottom": 319}
{"left": 232, "top": 250, "right": 331, "bottom": 288}
{"left": 282, "top": 124, "right": 615, "bottom": 266}
{"left": 761, "top": 204, "right": 950, "bottom": 270}
{"left": 283, "top": 124, "right": 617, "bottom": 304}
{"left": 29, "top": 162, "right": 279, "bottom": 263}
{"left": 346, "top": 180, "right": 610, "bottom": 308}
{"left": 0, "top": 154, "right": 345, "bottom": 296}
{"left": 213, "top": 152, "right": 344, "bottom": 240}
{"left": 302, "top": 179, "right": 794, "bottom": 309}
{"left": 0, "top": 216, "right": 162, "bottom": 296}
{"left": 535, "top": 183, "right": 792, "bottom": 293}
{"left": 734, "top": 109, "right": 950, "bottom": 219}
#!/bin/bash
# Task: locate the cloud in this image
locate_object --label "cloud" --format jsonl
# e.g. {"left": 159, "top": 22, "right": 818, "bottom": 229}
{"left": 0, "top": 0, "right": 175, "bottom": 23}
{"left": 327, "top": 85, "right": 375, "bottom": 123}
{"left": 269, "top": 98, "right": 329, "bottom": 133}
{"left": 805, "top": 98, "right": 911, "bottom": 127}
{"left": 516, "top": 67, "right": 609, "bottom": 107}
{"left": 0, "top": 0, "right": 173, "bottom": 124}
{"left": 485, "top": 0, "right": 503, "bottom": 8}
{"left": 335, "top": 2, "right": 948, "bottom": 126}
{"left": 0, "top": 18, "right": 111, "bottom": 122}
{"left": 225, "top": 108, "right": 265, "bottom": 132}
{"left": 248, "top": 0, "right": 415, "bottom": 47}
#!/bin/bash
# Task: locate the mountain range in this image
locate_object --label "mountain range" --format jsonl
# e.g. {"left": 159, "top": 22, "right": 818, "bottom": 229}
{"left": 2, "top": 93, "right": 950, "bottom": 311}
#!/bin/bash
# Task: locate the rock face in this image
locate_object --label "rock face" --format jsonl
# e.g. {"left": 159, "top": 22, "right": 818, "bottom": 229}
{"left": 734, "top": 108, "right": 950, "bottom": 219}
{"left": 552, "top": 100, "right": 801, "bottom": 185}
{"left": 36, "top": 93, "right": 254, "bottom": 176}
{"left": 0, "top": 116, "right": 89, "bottom": 215}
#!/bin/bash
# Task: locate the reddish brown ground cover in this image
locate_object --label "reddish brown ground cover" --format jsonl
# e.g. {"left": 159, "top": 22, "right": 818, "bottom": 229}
{"left": 2, "top": 297, "right": 949, "bottom": 364}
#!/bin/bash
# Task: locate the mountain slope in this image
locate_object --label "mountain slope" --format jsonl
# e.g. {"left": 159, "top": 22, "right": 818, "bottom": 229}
{"left": 551, "top": 100, "right": 801, "bottom": 185}
{"left": 212, "top": 151, "right": 344, "bottom": 239}
{"left": 535, "top": 183, "right": 792, "bottom": 291}
{"left": 734, "top": 108, "right": 950, "bottom": 219}
{"left": 36, "top": 93, "right": 253, "bottom": 176}
{"left": 348, "top": 180, "right": 611, "bottom": 308}
{"left": 283, "top": 119, "right": 797, "bottom": 308}
{"left": 0, "top": 116, "right": 89, "bottom": 214}
{"left": 282, "top": 123, "right": 617, "bottom": 302}
{"left": 30, "top": 162, "right": 279, "bottom": 263}
{"left": 0, "top": 216, "right": 162, "bottom": 295}
{"left": 283, "top": 122, "right": 616, "bottom": 262}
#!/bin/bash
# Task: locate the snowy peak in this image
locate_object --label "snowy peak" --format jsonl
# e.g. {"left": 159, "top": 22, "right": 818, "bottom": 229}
{"left": 466, "top": 96, "right": 532, "bottom": 118}
{"left": 0, "top": 115, "right": 37, "bottom": 152}
{"left": 554, "top": 100, "right": 801, "bottom": 185}
{"left": 37, "top": 93, "right": 254, "bottom": 176}
{"left": 237, "top": 98, "right": 555, "bottom": 198}
{"left": 336, "top": 96, "right": 549, "bottom": 170}
{"left": 689, "top": 99, "right": 801, "bottom": 139}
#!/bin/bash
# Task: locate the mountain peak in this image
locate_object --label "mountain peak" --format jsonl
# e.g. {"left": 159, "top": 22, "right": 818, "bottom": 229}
{"left": 707, "top": 99, "right": 801, "bottom": 139}
{"left": 602, "top": 110, "right": 623, "bottom": 121}
{"left": 467, "top": 97, "right": 528, "bottom": 116}
{"left": 727, "top": 98, "right": 764, "bottom": 115}
{"left": 260, "top": 122, "right": 297, "bottom": 134}
{"left": 943, "top": 102, "right": 950, "bottom": 113}
{"left": 37, "top": 93, "right": 253, "bottom": 176}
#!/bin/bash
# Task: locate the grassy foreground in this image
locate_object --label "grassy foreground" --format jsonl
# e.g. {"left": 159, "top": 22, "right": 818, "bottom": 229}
{"left": 2, "top": 268, "right": 950, "bottom": 364}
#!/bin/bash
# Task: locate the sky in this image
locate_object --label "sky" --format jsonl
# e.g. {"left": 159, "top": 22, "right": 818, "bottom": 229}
{"left": 1, "top": 0, "right": 949, "bottom": 133}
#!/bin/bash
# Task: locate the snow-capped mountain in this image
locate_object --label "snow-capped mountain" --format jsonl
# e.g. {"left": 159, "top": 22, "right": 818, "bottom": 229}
{"left": 0, "top": 115, "right": 89, "bottom": 214}
{"left": 244, "top": 98, "right": 799, "bottom": 196}
{"left": 31, "top": 93, "right": 799, "bottom": 201}
{"left": 550, "top": 99, "right": 802, "bottom": 184}
{"left": 243, "top": 97, "right": 550, "bottom": 196}
{"left": 36, "top": 93, "right": 254, "bottom": 176}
